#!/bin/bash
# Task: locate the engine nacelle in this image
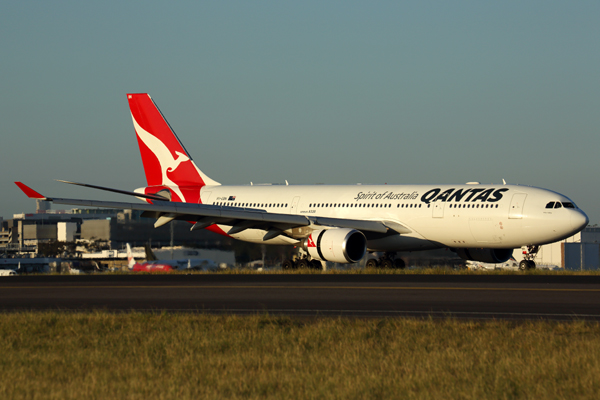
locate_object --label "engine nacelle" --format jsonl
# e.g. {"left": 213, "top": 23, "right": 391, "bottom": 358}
{"left": 302, "top": 228, "right": 367, "bottom": 264}
{"left": 455, "top": 248, "right": 513, "bottom": 264}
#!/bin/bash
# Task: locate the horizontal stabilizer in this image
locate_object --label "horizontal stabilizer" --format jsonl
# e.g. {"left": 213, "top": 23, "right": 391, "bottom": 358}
{"left": 57, "top": 180, "right": 169, "bottom": 202}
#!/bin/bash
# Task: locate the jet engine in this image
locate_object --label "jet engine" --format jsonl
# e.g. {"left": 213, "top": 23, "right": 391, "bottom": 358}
{"left": 455, "top": 248, "right": 513, "bottom": 264}
{"left": 302, "top": 228, "right": 367, "bottom": 264}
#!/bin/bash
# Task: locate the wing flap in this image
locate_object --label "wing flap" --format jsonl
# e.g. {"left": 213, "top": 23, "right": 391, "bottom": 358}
{"left": 309, "top": 217, "right": 389, "bottom": 234}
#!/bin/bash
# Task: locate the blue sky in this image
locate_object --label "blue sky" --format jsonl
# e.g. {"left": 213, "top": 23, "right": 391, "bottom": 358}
{"left": 2, "top": 1, "right": 599, "bottom": 224}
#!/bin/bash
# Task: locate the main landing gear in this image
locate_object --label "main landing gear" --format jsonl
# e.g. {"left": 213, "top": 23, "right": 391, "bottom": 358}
{"left": 365, "top": 252, "right": 405, "bottom": 269}
{"left": 282, "top": 258, "right": 322, "bottom": 270}
{"left": 518, "top": 245, "right": 539, "bottom": 270}
{"left": 282, "top": 249, "right": 323, "bottom": 270}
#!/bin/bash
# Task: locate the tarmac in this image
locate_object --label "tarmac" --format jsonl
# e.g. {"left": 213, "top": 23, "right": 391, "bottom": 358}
{"left": 1, "top": 274, "right": 600, "bottom": 320}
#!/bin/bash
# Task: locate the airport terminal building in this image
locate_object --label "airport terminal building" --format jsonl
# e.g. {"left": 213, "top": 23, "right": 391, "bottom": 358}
{"left": 0, "top": 201, "right": 231, "bottom": 254}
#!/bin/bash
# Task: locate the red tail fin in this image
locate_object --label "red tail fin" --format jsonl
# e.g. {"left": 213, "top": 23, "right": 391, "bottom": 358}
{"left": 127, "top": 94, "right": 219, "bottom": 201}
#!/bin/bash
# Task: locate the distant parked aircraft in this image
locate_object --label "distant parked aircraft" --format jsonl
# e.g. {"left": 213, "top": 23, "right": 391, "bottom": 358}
{"left": 126, "top": 244, "right": 218, "bottom": 272}
{"left": 127, "top": 244, "right": 174, "bottom": 272}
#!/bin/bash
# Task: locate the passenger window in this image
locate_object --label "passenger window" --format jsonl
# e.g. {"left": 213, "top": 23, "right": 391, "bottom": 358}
{"left": 554, "top": 202, "right": 562, "bottom": 209}
{"left": 545, "top": 202, "right": 555, "bottom": 209}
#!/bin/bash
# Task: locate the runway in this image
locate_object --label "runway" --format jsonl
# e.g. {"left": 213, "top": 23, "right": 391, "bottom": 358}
{"left": 1, "top": 274, "right": 600, "bottom": 320}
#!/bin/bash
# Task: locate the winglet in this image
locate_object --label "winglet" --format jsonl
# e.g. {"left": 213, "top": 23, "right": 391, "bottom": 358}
{"left": 15, "top": 182, "right": 47, "bottom": 199}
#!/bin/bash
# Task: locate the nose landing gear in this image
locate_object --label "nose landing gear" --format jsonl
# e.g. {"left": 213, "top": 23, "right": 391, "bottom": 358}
{"left": 518, "top": 245, "right": 539, "bottom": 270}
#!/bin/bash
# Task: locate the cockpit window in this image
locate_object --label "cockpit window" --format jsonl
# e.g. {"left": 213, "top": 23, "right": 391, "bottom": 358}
{"left": 545, "top": 202, "right": 555, "bottom": 209}
{"left": 562, "top": 202, "right": 575, "bottom": 209}
{"left": 554, "top": 202, "right": 562, "bottom": 209}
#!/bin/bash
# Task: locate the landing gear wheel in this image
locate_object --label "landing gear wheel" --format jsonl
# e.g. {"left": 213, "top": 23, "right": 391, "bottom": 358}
{"left": 282, "top": 259, "right": 295, "bottom": 270}
{"left": 528, "top": 260, "right": 536, "bottom": 269}
{"left": 393, "top": 258, "right": 406, "bottom": 269}
{"left": 366, "top": 259, "right": 378, "bottom": 269}
{"left": 296, "top": 259, "right": 309, "bottom": 269}
{"left": 519, "top": 260, "right": 529, "bottom": 271}
{"left": 380, "top": 259, "right": 393, "bottom": 269}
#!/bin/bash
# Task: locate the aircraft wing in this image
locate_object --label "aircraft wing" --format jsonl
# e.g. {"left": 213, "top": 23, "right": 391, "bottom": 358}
{"left": 15, "top": 182, "right": 411, "bottom": 240}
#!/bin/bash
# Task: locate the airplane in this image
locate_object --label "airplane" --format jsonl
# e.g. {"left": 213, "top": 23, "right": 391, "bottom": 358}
{"left": 128, "top": 243, "right": 220, "bottom": 271}
{"left": 126, "top": 243, "right": 174, "bottom": 272}
{"left": 15, "top": 93, "right": 589, "bottom": 270}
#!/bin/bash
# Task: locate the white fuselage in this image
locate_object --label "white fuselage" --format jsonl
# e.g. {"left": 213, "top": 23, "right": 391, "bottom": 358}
{"left": 199, "top": 183, "right": 588, "bottom": 252}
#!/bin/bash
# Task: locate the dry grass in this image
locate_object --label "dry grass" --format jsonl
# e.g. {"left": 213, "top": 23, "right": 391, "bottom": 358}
{"left": 175, "top": 266, "right": 600, "bottom": 275}
{"left": 0, "top": 313, "right": 599, "bottom": 399}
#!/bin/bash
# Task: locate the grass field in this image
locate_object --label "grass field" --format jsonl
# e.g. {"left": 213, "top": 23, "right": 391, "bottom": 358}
{"left": 98, "top": 264, "right": 600, "bottom": 275}
{"left": 166, "top": 266, "right": 600, "bottom": 275}
{"left": 1, "top": 313, "right": 599, "bottom": 399}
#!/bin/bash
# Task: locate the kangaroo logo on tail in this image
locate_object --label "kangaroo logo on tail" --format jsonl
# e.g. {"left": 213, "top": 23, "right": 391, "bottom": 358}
{"left": 131, "top": 117, "right": 191, "bottom": 202}
{"left": 127, "top": 94, "right": 219, "bottom": 203}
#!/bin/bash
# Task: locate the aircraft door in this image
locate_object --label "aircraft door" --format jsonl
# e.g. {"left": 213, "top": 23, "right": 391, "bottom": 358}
{"left": 432, "top": 202, "right": 445, "bottom": 218}
{"left": 290, "top": 196, "right": 301, "bottom": 214}
{"left": 201, "top": 191, "right": 212, "bottom": 204}
{"left": 508, "top": 193, "right": 527, "bottom": 219}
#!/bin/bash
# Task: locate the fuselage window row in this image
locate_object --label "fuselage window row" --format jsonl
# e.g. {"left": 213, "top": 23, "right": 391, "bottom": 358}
{"left": 208, "top": 202, "right": 506, "bottom": 209}
{"left": 211, "top": 201, "right": 497, "bottom": 210}
{"left": 308, "top": 203, "right": 397, "bottom": 208}
{"left": 212, "top": 202, "right": 289, "bottom": 208}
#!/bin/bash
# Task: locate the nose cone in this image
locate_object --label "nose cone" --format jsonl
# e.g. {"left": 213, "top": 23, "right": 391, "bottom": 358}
{"left": 571, "top": 210, "right": 589, "bottom": 232}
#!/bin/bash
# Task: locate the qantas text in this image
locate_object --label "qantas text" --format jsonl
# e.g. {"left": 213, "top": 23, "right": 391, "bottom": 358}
{"left": 420, "top": 188, "right": 509, "bottom": 204}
